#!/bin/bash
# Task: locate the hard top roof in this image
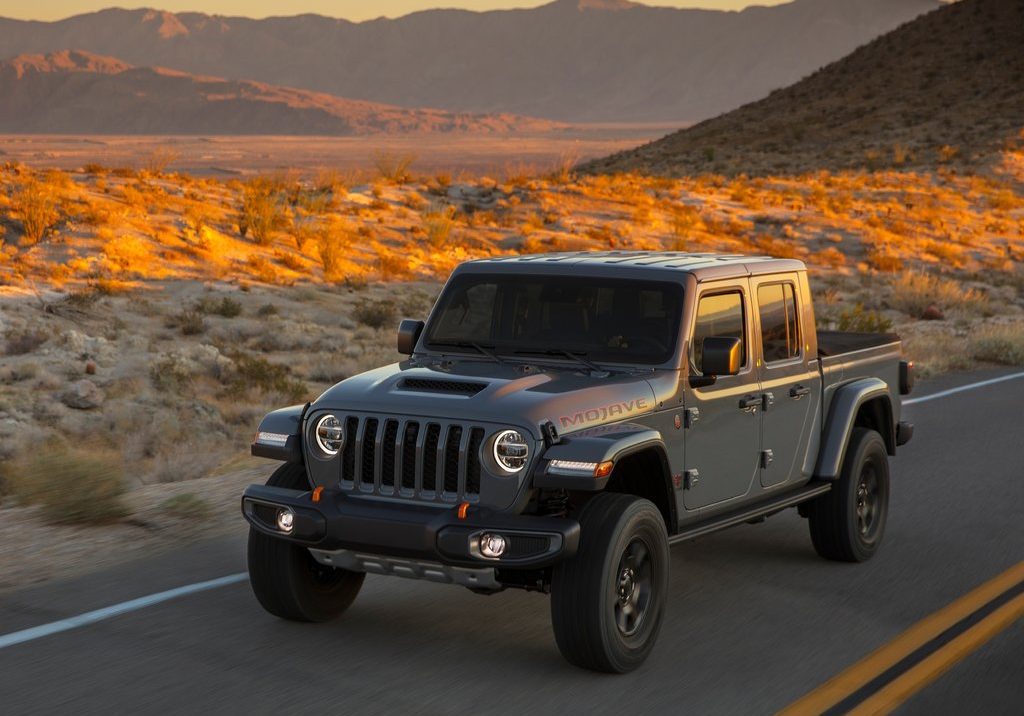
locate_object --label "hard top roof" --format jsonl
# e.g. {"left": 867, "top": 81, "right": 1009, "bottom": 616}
{"left": 464, "top": 251, "right": 805, "bottom": 280}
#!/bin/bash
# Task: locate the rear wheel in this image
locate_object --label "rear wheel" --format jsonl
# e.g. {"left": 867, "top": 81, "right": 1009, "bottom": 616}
{"left": 808, "top": 427, "right": 890, "bottom": 562}
{"left": 550, "top": 493, "right": 669, "bottom": 673}
{"left": 247, "top": 462, "right": 364, "bottom": 622}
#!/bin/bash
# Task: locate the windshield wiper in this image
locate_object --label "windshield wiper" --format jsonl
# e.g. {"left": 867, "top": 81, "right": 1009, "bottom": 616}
{"left": 514, "top": 348, "right": 604, "bottom": 373}
{"left": 432, "top": 341, "right": 506, "bottom": 364}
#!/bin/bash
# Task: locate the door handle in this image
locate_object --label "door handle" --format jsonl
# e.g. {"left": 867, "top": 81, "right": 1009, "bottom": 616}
{"left": 739, "top": 395, "right": 761, "bottom": 411}
{"left": 790, "top": 385, "right": 810, "bottom": 399}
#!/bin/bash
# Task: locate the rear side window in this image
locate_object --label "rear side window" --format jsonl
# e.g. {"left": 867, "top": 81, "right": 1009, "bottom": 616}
{"left": 692, "top": 291, "right": 746, "bottom": 373}
{"left": 757, "top": 283, "right": 801, "bottom": 363}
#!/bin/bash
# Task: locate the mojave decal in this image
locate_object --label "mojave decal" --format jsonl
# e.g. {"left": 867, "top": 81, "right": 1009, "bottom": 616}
{"left": 558, "top": 397, "right": 650, "bottom": 430}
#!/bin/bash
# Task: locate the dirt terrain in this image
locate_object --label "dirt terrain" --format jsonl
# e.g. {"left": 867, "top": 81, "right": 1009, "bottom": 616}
{"left": 0, "top": 129, "right": 667, "bottom": 177}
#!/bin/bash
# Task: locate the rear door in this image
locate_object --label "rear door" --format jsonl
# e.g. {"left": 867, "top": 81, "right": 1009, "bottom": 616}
{"left": 751, "top": 275, "right": 821, "bottom": 488}
{"left": 683, "top": 280, "right": 762, "bottom": 511}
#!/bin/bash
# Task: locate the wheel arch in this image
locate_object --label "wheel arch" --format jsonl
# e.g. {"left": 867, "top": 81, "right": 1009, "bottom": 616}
{"left": 602, "top": 443, "right": 678, "bottom": 536}
{"left": 816, "top": 378, "right": 895, "bottom": 480}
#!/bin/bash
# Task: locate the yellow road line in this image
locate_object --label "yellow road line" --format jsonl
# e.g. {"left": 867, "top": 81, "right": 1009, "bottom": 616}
{"left": 848, "top": 593, "right": 1024, "bottom": 716}
{"left": 778, "top": 561, "right": 1024, "bottom": 715}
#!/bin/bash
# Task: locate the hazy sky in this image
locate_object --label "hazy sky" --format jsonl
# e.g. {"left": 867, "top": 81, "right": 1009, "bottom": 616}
{"left": 0, "top": 1, "right": 790, "bottom": 22}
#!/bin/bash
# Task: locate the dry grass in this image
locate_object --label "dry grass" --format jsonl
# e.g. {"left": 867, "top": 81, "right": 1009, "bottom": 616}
{"left": 10, "top": 178, "right": 61, "bottom": 245}
{"left": 3, "top": 448, "right": 127, "bottom": 524}
{"left": 238, "top": 178, "right": 287, "bottom": 246}
{"left": 888, "top": 272, "right": 989, "bottom": 318}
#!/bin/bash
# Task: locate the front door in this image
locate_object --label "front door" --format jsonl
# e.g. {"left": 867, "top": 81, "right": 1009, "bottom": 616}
{"left": 683, "top": 283, "right": 762, "bottom": 511}
{"left": 751, "top": 277, "right": 820, "bottom": 488}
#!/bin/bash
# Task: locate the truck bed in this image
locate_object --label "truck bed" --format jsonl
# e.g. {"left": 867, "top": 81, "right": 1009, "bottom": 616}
{"left": 817, "top": 330, "right": 902, "bottom": 357}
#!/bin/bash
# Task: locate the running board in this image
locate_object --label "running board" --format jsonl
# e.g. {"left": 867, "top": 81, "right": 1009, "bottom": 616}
{"left": 669, "top": 481, "right": 832, "bottom": 545}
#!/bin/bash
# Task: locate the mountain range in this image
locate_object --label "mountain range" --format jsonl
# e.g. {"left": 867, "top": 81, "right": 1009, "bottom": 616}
{"left": 0, "top": 50, "right": 562, "bottom": 135}
{"left": 587, "top": 0, "right": 1023, "bottom": 174}
{"left": 0, "top": 0, "right": 939, "bottom": 123}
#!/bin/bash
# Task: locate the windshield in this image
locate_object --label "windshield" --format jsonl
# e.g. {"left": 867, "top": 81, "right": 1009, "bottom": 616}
{"left": 424, "top": 273, "right": 683, "bottom": 365}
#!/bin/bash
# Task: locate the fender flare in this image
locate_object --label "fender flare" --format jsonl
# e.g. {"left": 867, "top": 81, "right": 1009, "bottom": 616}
{"left": 815, "top": 378, "right": 894, "bottom": 480}
{"left": 532, "top": 423, "right": 670, "bottom": 492}
{"left": 251, "top": 403, "right": 308, "bottom": 462}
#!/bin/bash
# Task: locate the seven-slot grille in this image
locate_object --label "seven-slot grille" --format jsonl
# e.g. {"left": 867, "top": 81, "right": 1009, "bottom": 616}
{"left": 338, "top": 415, "right": 486, "bottom": 503}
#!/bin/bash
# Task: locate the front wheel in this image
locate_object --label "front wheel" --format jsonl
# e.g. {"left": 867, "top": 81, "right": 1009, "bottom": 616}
{"left": 247, "top": 462, "right": 365, "bottom": 622}
{"left": 550, "top": 493, "right": 669, "bottom": 673}
{"left": 807, "top": 427, "right": 890, "bottom": 562}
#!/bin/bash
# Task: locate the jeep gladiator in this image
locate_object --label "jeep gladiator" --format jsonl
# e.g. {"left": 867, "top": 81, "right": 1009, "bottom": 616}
{"left": 243, "top": 252, "right": 914, "bottom": 672}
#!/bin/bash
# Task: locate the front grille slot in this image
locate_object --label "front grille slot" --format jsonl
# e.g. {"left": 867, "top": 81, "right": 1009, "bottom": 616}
{"left": 466, "top": 428, "right": 485, "bottom": 494}
{"left": 359, "top": 418, "right": 379, "bottom": 487}
{"left": 401, "top": 422, "right": 419, "bottom": 490}
{"left": 443, "top": 426, "right": 463, "bottom": 494}
{"left": 338, "top": 414, "right": 486, "bottom": 504}
{"left": 422, "top": 423, "right": 441, "bottom": 493}
{"left": 380, "top": 419, "right": 399, "bottom": 487}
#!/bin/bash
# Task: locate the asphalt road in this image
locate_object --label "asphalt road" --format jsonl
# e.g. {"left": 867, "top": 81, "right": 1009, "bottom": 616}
{"left": 1, "top": 369, "right": 1022, "bottom": 715}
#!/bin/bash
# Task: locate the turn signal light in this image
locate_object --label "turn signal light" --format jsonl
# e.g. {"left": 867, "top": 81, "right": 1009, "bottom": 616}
{"left": 594, "top": 461, "right": 615, "bottom": 478}
{"left": 311, "top": 486, "right": 324, "bottom": 503}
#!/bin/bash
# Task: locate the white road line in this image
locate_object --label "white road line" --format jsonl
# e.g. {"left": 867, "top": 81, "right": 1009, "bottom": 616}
{"left": 903, "top": 371, "right": 1024, "bottom": 406}
{"left": 1, "top": 371, "right": 1021, "bottom": 651}
{"left": 0, "top": 573, "right": 247, "bottom": 650}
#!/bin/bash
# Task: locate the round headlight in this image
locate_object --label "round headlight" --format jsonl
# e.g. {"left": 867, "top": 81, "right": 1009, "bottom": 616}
{"left": 493, "top": 429, "right": 529, "bottom": 473}
{"left": 314, "top": 414, "right": 344, "bottom": 456}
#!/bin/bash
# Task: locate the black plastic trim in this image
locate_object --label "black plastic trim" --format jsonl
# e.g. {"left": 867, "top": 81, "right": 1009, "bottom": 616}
{"left": 896, "top": 420, "right": 914, "bottom": 446}
{"left": 669, "top": 481, "right": 832, "bottom": 544}
{"left": 240, "top": 484, "right": 580, "bottom": 569}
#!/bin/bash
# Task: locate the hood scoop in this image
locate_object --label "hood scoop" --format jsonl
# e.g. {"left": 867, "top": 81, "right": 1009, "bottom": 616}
{"left": 398, "top": 378, "right": 489, "bottom": 396}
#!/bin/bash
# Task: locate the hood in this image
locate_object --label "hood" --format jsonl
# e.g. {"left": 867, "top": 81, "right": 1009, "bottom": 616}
{"left": 311, "top": 358, "right": 666, "bottom": 439}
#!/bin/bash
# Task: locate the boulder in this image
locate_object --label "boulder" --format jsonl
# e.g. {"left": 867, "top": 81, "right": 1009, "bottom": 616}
{"left": 62, "top": 379, "right": 105, "bottom": 410}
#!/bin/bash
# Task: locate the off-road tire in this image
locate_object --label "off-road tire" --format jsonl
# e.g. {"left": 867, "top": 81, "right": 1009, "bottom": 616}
{"left": 247, "top": 462, "right": 364, "bottom": 622}
{"left": 808, "top": 427, "right": 890, "bottom": 562}
{"left": 550, "top": 493, "right": 669, "bottom": 673}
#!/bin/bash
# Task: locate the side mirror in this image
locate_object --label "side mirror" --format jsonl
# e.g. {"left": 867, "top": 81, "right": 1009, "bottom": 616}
{"left": 397, "top": 319, "right": 424, "bottom": 355}
{"left": 690, "top": 336, "right": 742, "bottom": 388}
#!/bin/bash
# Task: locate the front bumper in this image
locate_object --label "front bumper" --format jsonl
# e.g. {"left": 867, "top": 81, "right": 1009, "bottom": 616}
{"left": 241, "top": 484, "right": 580, "bottom": 570}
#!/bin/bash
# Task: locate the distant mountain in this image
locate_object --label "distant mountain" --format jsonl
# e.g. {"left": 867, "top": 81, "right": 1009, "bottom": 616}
{"left": 0, "top": 0, "right": 939, "bottom": 123}
{"left": 586, "top": 0, "right": 1024, "bottom": 175}
{"left": 0, "top": 50, "right": 562, "bottom": 135}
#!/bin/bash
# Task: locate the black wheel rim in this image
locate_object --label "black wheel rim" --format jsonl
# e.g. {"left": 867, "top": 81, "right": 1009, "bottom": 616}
{"left": 614, "top": 537, "right": 653, "bottom": 637}
{"left": 855, "top": 464, "right": 882, "bottom": 543}
{"left": 303, "top": 549, "right": 346, "bottom": 591}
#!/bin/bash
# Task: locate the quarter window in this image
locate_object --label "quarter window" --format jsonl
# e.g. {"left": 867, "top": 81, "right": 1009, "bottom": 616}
{"left": 692, "top": 291, "right": 746, "bottom": 373}
{"left": 757, "top": 283, "right": 801, "bottom": 363}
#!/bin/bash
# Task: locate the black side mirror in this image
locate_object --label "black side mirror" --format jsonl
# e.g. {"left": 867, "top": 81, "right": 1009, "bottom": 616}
{"left": 690, "top": 336, "right": 742, "bottom": 388}
{"left": 397, "top": 319, "right": 424, "bottom": 355}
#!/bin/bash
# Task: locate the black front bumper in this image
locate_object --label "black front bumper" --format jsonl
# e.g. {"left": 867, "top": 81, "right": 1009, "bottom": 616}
{"left": 241, "top": 484, "right": 580, "bottom": 569}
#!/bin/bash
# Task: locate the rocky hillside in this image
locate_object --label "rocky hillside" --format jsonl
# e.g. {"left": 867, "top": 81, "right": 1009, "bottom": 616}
{"left": 585, "top": 0, "right": 1024, "bottom": 175}
{"left": 0, "top": 50, "right": 562, "bottom": 135}
{"left": 0, "top": 0, "right": 938, "bottom": 122}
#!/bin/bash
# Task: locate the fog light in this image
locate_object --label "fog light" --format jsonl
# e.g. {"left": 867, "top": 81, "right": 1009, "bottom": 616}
{"left": 277, "top": 508, "right": 295, "bottom": 533}
{"left": 479, "top": 533, "right": 506, "bottom": 559}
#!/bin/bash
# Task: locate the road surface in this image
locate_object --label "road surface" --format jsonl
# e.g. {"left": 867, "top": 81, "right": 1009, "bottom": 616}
{"left": 1, "top": 369, "right": 1022, "bottom": 714}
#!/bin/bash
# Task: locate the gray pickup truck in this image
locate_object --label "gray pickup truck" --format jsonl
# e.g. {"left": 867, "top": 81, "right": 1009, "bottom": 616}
{"left": 243, "top": 252, "right": 914, "bottom": 672}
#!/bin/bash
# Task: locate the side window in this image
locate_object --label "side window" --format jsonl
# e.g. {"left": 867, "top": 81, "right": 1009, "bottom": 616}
{"left": 692, "top": 291, "right": 746, "bottom": 373}
{"left": 757, "top": 282, "right": 801, "bottom": 363}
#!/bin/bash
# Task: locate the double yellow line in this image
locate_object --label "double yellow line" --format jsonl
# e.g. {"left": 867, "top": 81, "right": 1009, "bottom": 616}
{"left": 779, "top": 561, "right": 1024, "bottom": 715}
